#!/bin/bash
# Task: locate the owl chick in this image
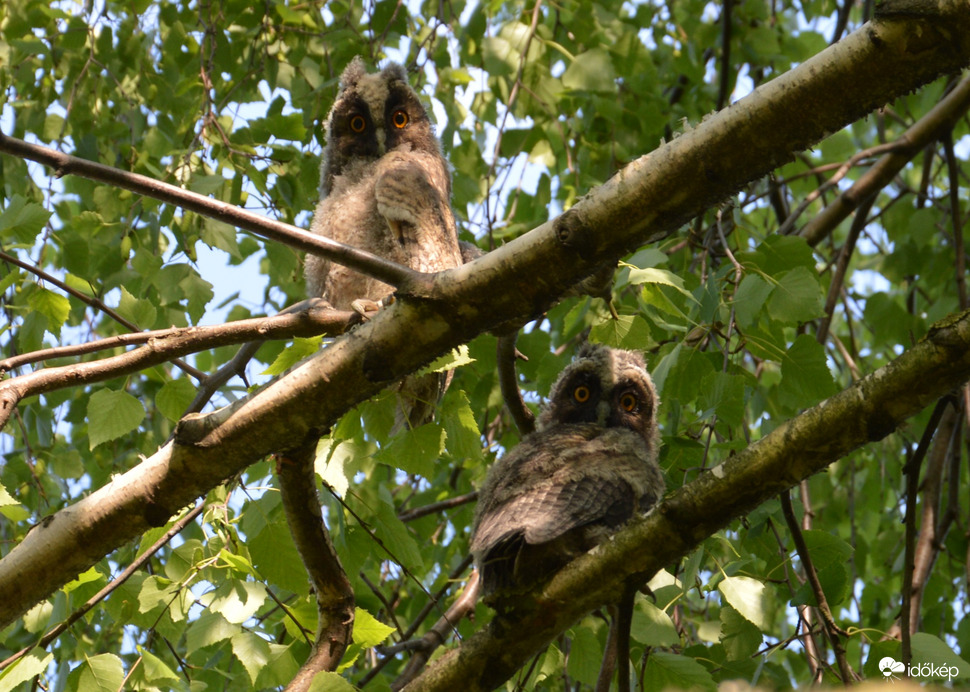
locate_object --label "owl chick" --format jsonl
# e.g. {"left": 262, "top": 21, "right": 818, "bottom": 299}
{"left": 470, "top": 343, "right": 664, "bottom": 600}
{"left": 305, "top": 57, "right": 463, "bottom": 429}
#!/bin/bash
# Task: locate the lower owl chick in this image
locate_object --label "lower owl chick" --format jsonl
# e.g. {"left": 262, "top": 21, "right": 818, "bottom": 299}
{"left": 470, "top": 343, "right": 665, "bottom": 600}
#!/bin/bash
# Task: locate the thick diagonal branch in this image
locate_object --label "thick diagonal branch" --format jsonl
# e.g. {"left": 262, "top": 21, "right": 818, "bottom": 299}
{"left": 278, "top": 443, "right": 355, "bottom": 692}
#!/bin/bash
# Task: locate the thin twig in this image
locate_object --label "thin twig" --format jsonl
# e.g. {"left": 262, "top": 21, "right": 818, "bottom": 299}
{"left": 496, "top": 332, "right": 536, "bottom": 436}
{"left": 799, "top": 75, "right": 970, "bottom": 246}
{"left": 390, "top": 568, "right": 480, "bottom": 690}
{"left": 900, "top": 397, "right": 950, "bottom": 663}
{"left": 780, "top": 490, "right": 855, "bottom": 682}
{"left": 397, "top": 492, "right": 478, "bottom": 523}
{"left": 0, "top": 249, "right": 203, "bottom": 381}
{"left": 0, "top": 131, "right": 421, "bottom": 290}
{"left": 0, "top": 502, "right": 205, "bottom": 672}
{"left": 359, "top": 557, "right": 475, "bottom": 687}
{"left": 0, "top": 302, "right": 356, "bottom": 432}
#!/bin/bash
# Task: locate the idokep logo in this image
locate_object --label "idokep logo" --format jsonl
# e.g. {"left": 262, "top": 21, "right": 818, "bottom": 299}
{"left": 879, "top": 656, "right": 961, "bottom": 681}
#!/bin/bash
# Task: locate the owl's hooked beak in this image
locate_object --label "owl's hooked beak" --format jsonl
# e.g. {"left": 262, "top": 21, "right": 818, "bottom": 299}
{"left": 596, "top": 400, "right": 611, "bottom": 426}
{"left": 386, "top": 218, "right": 405, "bottom": 244}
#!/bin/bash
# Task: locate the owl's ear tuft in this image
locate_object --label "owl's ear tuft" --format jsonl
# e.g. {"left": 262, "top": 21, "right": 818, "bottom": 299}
{"left": 340, "top": 56, "right": 368, "bottom": 89}
{"left": 382, "top": 62, "right": 409, "bottom": 84}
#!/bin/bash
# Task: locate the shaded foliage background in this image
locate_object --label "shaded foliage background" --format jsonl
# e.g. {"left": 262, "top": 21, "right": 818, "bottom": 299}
{"left": 1, "top": 0, "right": 969, "bottom": 690}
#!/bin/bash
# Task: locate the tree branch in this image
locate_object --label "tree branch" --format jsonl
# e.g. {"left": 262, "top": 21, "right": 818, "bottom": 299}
{"left": 277, "top": 443, "right": 355, "bottom": 692}
{"left": 0, "top": 302, "right": 356, "bottom": 431}
{"left": 0, "top": 249, "right": 204, "bottom": 381}
{"left": 798, "top": 75, "right": 970, "bottom": 247}
{"left": 0, "top": 134, "right": 421, "bottom": 292}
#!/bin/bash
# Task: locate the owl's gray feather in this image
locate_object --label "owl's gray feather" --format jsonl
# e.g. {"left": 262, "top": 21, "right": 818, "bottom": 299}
{"left": 305, "top": 57, "right": 463, "bottom": 430}
{"left": 471, "top": 344, "right": 664, "bottom": 599}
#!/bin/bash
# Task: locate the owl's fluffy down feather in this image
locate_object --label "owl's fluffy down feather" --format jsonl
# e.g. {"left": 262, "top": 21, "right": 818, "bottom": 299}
{"left": 305, "top": 58, "right": 463, "bottom": 430}
{"left": 471, "top": 344, "right": 665, "bottom": 600}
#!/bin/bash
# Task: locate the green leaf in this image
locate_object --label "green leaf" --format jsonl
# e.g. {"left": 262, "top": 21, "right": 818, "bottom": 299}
{"left": 231, "top": 630, "right": 272, "bottom": 685}
{"left": 0, "top": 482, "right": 27, "bottom": 521}
{"left": 791, "top": 561, "right": 850, "bottom": 607}
{"left": 720, "top": 604, "right": 763, "bottom": 660}
{"left": 201, "top": 218, "right": 242, "bottom": 260}
{"left": 718, "top": 575, "right": 769, "bottom": 630}
{"left": 87, "top": 388, "right": 145, "bottom": 450}
{"left": 180, "top": 270, "right": 215, "bottom": 323}
{"left": 626, "top": 266, "right": 692, "bottom": 297}
{"left": 263, "top": 337, "right": 323, "bottom": 375}
{"left": 0, "top": 650, "right": 53, "bottom": 690}
{"left": 766, "top": 266, "right": 824, "bottom": 323}
{"left": 419, "top": 345, "right": 475, "bottom": 374}
{"left": 209, "top": 580, "right": 268, "bottom": 624}
{"left": 137, "top": 646, "right": 180, "bottom": 684}
{"left": 441, "top": 389, "right": 483, "bottom": 462}
{"left": 910, "top": 633, "right": 970, "bottom": 681}
{"left": 0, "top": 195, "right": 51, "bottom": 244}
{"left": 562, "top": 48, "right": 616, "bottom": 91}
{"left": 697, "top": 372, "right": 745, "bottom": 426}
{"left": 249, "top": 512, "right": 308, "bottom": 596}
{"left": 779, "top": 334, "right": 837, "bottom": 406}
{"left": 185, "top": 610, "right": 241, "bottom": 651}
{"left": 642, "top": 652, "right": 716, "bottom": 692}
{"left": 63, "top": 567, "right": 103, "bottom": 593}
{"left": 630, "top": 599, "right": 679, "bottom": 648}
{"left": 27, "top": 288, "right": 70, "bottom": 335}
{"left": 739, "top": 234, "right": 816, "bottom": 275}
{"left": 374, "top": 424, "right": 445, "bottom": 478}
{"left": 799, "top": 530, "right": 854, "bottom": 568}
{"left": 68, "top": 653, "right": 124, "bottom": 692}
{"left": 115, "top": 285, "right": 157, "bottom": 327}
{"left": 791, "top": 530, "right": 855, "bottom": 606}
{"left": 366, "top": 493, "right": 424, "bottom": 573}
{"left": 137, "top": 575, "right": 176, "bottom": 615}
{"left": 590, "top": 314, "right": 654, "bottom": 350}
{"left": 353, "top": 607, "right": 396, "bottom": 648}
{"left": 565, "top": 624, "right": 602, "bottom": 684}
{"left": 314, "top": 437, "right": 363, "bottom": 496}
{"left": 308, "top": 671, "right": 358, "bottom": 692}
{"left": 733, "top": 273, "right": 773, "bottom": 328}
{"left": 155, "top": 377, "right": 197, "bottom": 422}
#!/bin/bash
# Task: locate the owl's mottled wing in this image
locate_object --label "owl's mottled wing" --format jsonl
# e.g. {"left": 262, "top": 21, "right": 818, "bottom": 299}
{"left": 471, "top": 424, "right": 656, "bottom": 560}
{"left": 471, "top": 424, "right": 664, "bottom": 597}
{"left": 471, "top": 472, "right": 638, "bottom": 557}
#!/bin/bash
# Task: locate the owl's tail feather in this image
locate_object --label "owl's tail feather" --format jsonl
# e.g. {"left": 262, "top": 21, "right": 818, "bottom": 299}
{"left": 390, "top": 370, "right": 452, "bottom": 434}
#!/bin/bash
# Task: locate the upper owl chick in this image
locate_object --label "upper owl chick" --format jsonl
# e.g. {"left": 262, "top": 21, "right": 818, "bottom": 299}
{"left": 305, "top": 56, "right": 462, "bottom": 305}
{"left": 471, "top": 343, "right": 664, "bottom": 601}
{"left": 305, "top": 57, "right": 464, "bottom": 429}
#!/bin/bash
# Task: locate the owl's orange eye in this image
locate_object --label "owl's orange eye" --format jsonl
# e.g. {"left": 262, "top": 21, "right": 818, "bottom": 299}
{"left": 391, "top": 109, "right": 409, "bottom": 129}
{"left": 573, "top": 385, "right": 591, "bottom": 403}
{"left": 349, "top": 115, "right": 366, "bottom": 133}
{"left": 620, "top": 393, "right": 638, "bottom": 412}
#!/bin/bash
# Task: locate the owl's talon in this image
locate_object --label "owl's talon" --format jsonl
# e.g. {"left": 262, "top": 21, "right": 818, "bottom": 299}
{"left": 351, "top": 298, "right": 382, "bottom": 320}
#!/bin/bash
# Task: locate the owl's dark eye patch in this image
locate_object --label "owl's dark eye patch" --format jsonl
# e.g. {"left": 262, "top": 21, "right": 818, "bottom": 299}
{"left": 573, "top": 385, "right": 591, "bottom": 403}
{"left": 349, "top": 114, "right": 366, "bottom": 133}
{"left": 391, "top": 109, "right": 409, "bottom": 129}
